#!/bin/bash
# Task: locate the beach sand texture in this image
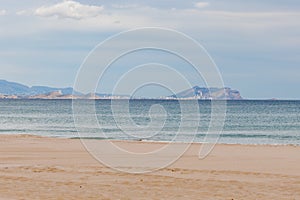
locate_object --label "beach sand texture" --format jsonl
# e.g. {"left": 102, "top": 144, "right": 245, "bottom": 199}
{"left": 0, "top": 134, "right": 299, "bottom": 200}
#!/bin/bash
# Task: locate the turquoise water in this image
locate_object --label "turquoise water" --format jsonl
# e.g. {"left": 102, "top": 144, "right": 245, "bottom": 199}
{"left": 0, "top": 99, "right": 299, "bottom": 145}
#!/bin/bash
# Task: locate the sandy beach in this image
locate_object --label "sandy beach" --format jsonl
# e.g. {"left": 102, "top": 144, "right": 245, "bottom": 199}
{"left": 0, "top": 134, "right": 299, "bottom": 200}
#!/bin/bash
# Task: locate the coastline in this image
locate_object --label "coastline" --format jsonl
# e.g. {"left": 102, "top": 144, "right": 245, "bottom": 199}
{"left": 71, "top": 136, "right": 300, "bottom": 147}
{"left": 0, "top": 134, "right": 299, "bottom": 199}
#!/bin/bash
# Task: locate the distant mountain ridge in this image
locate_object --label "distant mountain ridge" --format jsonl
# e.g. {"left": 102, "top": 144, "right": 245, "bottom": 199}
{"left": 0, "top": 80, "right": 242, "bottom": 100}
{"left": 0, "top": 80, "right": 77, "bottom": 96}
{"left": 171, "top": 86, "right": 242, "bottom": 100}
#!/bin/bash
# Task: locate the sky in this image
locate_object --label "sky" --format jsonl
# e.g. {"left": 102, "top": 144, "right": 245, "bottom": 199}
{"left": 0, "top": 0, "right": 299, "bottom": 99}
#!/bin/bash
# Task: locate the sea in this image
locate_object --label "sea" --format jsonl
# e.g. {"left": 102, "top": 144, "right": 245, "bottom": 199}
{"left": 0, "top": 99, "right": 299, "bottom": 145}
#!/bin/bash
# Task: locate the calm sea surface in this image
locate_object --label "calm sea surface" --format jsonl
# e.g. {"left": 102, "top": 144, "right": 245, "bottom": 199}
{"left": 0, "top": 99, "right": 299, "bottom": 145}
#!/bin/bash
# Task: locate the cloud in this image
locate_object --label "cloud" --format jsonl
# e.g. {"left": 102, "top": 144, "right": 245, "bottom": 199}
{"left": 0, "top": 9, "right": 7, "bottom": 16}
{"left": 16, "top": 10, "right": 31, "bottom": 16}
{"left": 1, "top": 0, "right": 299, "bottom": 98}
{"left": 34, "top": 0, "right": 104, "bottom": 19}
{"left": 111, "top": 4, "right": 138, "bottom": 9}
{"left": 194, "top": 2, "right": 210, "bottom": 9}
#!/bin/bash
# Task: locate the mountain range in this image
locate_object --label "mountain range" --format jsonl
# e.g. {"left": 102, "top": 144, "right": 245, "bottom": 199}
{"left": 0, "top": 79, "right": 76, "bottom": 96}
{"left": 170, "top": 86, "right": 242, "bottom": 100}
{"left": 0, "top": 79, "right": 242, "bottom": 100}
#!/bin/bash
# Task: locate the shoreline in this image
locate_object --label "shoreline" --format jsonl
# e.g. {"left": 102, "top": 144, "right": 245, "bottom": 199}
{"left": 2, "top": 98, "right": 300, "bottom": 101}
{"left": 4, "top": 134, "right": 299, "bottom": 147}
{"left": 0, "top": 134, "right": 299, "bottom": 199}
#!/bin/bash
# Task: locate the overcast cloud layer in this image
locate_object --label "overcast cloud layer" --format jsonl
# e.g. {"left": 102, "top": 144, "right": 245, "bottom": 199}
{"left": 0, "top": 0, "right": 299, "bottom": 98}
